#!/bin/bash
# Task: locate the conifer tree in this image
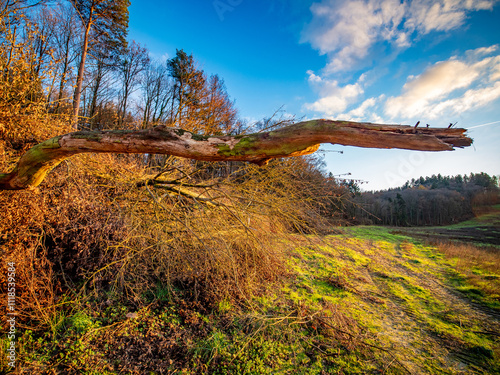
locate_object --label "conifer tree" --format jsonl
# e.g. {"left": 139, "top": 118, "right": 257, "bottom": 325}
{"left": 68, "top": 0, "right": 130, "bottom": 126}
{"left": 167, "top": 49, "right": 238, "bottom": 134}
{"left": 167, "top": 49, "right": 206, "bottom": 130}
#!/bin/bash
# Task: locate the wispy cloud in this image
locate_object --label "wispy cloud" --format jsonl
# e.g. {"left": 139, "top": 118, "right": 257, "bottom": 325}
{"left": 304, "top": 45, "right": 500, "bottom": 121}
{"left": 337, "top": 96, "right": 386, "bottom": 123}
{"left": 302, "top": 0, "right": 497, "bottom": 73}
{"left": 385, "top": 48, "right": 500, "bottom": 119}
{"left": 405, "top": 0, "right": 495, "bottom": 33}
{"left": 303, "top": 0, "right": 406, "bottom": 73}
{"left": 302, "top": 0, "right": 499, "bottom": 119}
{"left": 347, "top": 97, "right": 378, "bottom": 118}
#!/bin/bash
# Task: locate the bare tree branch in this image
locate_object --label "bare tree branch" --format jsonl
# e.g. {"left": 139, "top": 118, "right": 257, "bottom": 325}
{"left": 0, "top": 119, "right": 472, "bottom": 190}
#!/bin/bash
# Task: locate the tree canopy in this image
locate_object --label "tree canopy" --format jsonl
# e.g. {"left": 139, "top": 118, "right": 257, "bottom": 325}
{"left": 69, "top": 0, "right": 130, "bottom": 123}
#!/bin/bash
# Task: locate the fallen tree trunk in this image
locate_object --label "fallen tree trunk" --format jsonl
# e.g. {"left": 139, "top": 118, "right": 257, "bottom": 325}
{"left": 0, "top": 119, "right": 472, "bottom": 190}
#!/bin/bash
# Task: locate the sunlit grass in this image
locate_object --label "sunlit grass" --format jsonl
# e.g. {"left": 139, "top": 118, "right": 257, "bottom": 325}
{"left": 434, "top": 241, "right": 500, "bottom": 309}
{"left": 7, "top": 225, "right": 499, "bottom": 374}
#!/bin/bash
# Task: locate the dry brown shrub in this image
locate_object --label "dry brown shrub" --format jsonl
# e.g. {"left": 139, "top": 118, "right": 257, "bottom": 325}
{"left": 2, "top": 149, "right": 336, "bottom": 337}
{"left": 0, "top": 7, "right": 341, "bottom": 332}
{"left": 101, "top": 159, "right": 305, "bottom": 306}
{"left": 0, "top": 155, "right": 130, "bottom": 331}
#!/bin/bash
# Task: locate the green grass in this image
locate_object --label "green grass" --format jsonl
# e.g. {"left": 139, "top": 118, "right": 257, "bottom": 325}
{"left": 5, "top": 227, "right": 500, "bottom": 374}
{"left": 338, "top": 225, "right": 417, "bottom": 243}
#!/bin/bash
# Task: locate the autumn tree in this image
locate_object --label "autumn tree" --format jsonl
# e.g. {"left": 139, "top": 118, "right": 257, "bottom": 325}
{"left": 167, "top": 49, "right": 206, "bottom": 131}
{"left": 202, "top": 74, "right": 239, "bottom": 135}
{"left": 138, "top": 58, "right": 172, "bottom": 128}
{"left": 0, "top": 0, "right": 71, "bottom": 157}
{"left": 167, "top": 49, "right": 239, "bottom": 135}
{"left": 68, "top": 0, "right": 130, "bottom": 126}
{"left": 0, "top": 0, "right": 55, "bottom": 143}
{"left": 83, "top": 40, "right": 119, "bottom": 129}
{"left": 0, "top": 0, "right": 45, "bottom": 19}
{"left": 50, "top": 2, "right": 80, "bottom": 113}
{"left": 116, "top": 41, "right": 149, "bottom": 127}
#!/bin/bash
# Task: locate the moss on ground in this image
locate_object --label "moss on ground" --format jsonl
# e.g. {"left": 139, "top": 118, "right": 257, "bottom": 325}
{"left": 4, "top": 228, "right": 499, "bottom": 374}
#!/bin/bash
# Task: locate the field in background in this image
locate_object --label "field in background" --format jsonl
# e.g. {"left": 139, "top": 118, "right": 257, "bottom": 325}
{"left": 396, "top": 204, "right": 500, "bottom": 246}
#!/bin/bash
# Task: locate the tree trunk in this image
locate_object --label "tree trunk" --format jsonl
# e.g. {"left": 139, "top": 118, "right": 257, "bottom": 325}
{"left": 55, "top": 37, "right": 70, "bottom": 113}
{"left": 118, "top": 84, "right": 129, "bottom": 127}
{"left": 72, "top": 19, "right": 92, "bottom": 127}
{"left": 0, "top": 119, "right": 472, "bottom": 190}
{"left": 88, "top": 61, "right": 104, "bottom": 129}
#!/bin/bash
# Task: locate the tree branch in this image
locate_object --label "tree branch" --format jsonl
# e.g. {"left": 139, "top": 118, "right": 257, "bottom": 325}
{"left": 0, "top": 119, "right": 472, "bottom": 190}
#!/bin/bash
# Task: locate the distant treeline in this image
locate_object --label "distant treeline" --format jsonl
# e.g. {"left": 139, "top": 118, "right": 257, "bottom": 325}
{"left": 345, "top": 173, "right": 499, "bottom": 226}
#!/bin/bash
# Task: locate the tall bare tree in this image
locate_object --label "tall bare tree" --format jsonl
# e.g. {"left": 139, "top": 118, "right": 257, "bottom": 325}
{"left": 116, "top": 41, "right": 149, "bottom": 127}
{"left": 68, "top": 0, "right": 130, "bottom": 126}
{"left": 51, "top": 2, "right": 80, "bottom": 113}
{"left": 139, "top": 58, "right": 172, "bottom": 128}
{"left": 84, "top": 44, "right": 117, "bottom": 129}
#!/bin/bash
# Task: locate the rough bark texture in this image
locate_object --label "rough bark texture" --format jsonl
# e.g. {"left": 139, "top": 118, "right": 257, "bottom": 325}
{"left": 0, "top": 119, "right": 472, "bottom": 190}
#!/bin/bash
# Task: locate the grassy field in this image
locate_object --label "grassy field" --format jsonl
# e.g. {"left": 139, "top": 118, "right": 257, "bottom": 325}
{"left": 396, "top": 204, "right": 500, "bottom": 246}
{"left": 2, "top": 213, "right": 499, "bottom": 374}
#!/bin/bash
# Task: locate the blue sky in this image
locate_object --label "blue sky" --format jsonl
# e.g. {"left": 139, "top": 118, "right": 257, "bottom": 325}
{"left": 128, "top": 0, "right": 500, "bottom": 191}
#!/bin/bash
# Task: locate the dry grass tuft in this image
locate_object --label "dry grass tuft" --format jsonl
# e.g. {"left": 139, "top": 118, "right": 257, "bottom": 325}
{"left": 434, "top": 241, "right": 500, "bottom": 305}
{"left": 435, "top": 241, "right": 499, "bottom": 275}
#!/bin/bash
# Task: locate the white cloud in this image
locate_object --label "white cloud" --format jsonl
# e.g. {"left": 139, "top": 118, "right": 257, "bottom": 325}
{"left": 491, "top": 61, "right": 500, "bottom": 81}
{"left": 305, "top": 46, "right": 500, "bottom": 120}
{"left": 304, "top": 72, "right": 364, "bottom": 115}
{"left": 385, "top": 50, "right": 500, "bottom": 119}
{"left": 304, "top": 0, "right": 406, "bottom": 72}
{"left": 385, "top": 60, "right": 479, "bottom": 117}
{"left": 425, "top": 81, "right": 500, "bottom": 117}
{"left": 466, "top": 44, "right": 498, "bottom": 57}
{"left": 348, "top": 97, "right": 377, "bottom": 118}
{"left": 332, "top": 95, "right": 387, "bottom": 122}
{"left": 302, "top": 1, "right": 499, "bottom": 119}
{"left": 405, "top": 0, "right": 466, "bottom": 33}
{"left": 303, "top": 0, "right": 497, "bottom": 73}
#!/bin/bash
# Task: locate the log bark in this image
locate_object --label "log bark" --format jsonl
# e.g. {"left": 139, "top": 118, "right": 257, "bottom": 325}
{"left": 0, "top": 119, "right": 472, "bottom": 190}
